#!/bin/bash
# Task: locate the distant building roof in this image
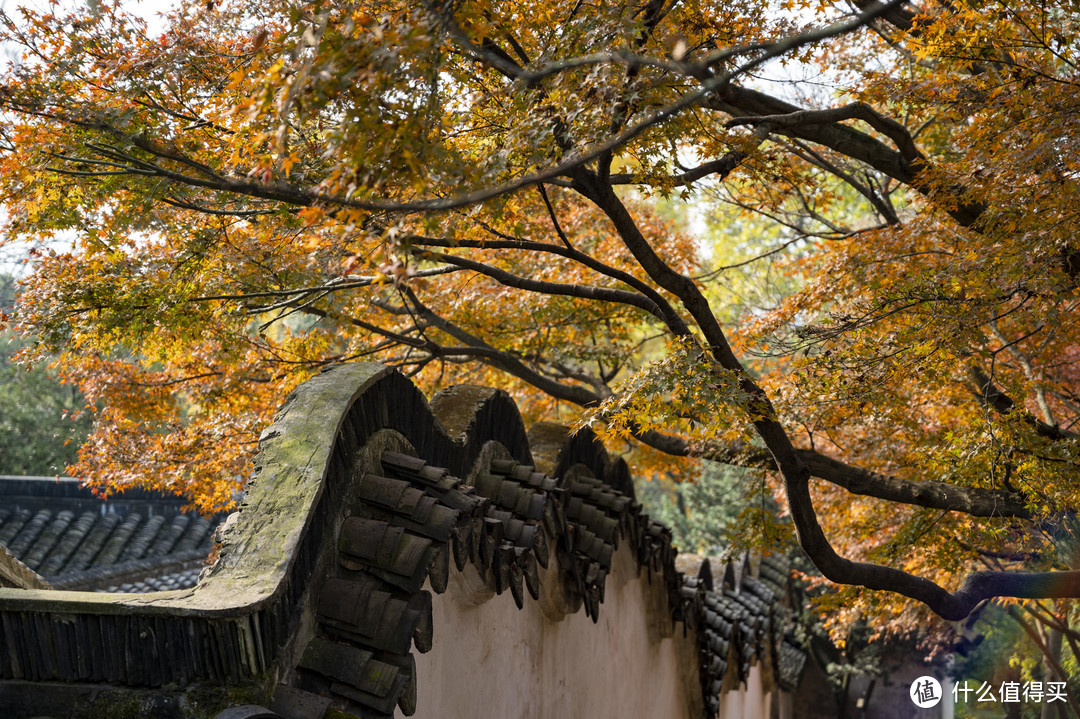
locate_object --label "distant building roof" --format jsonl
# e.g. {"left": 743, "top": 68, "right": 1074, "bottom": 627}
{"left": 0, "top": 475, "right": 219, "bottom": 592}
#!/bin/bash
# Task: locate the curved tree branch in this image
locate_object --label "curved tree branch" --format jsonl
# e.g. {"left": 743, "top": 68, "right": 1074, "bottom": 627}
{"left": 633, "top": 427, "right": 1032, "bottom": 518}
{"left": 407, "top": 235, "right": 694, "bottom": 336}
{"left": 725, "top": 101, "right": 923, "bottom": 165}
{"left": 705, "top": 84, "right": 986, "bottom": 227}
{"left": 10, "top": 0, "right": 909, "bottom": 217}
{"left": 572, "top": 109, "right": 1072, "bottom": 621}
{"left": 401, "top": 288, "right": 601, "bottom": 406}
{"left": 968, "top": 364, "right": 1078, "bottom": 441}
{"left": 418, "top": 250, "right": 670, "bottom": 323}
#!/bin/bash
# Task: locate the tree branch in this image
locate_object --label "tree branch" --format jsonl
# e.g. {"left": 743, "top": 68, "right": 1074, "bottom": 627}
{"left": 726, "top": 101, "right": 923, "bottom": 165}
{"left": 607, "top": 125, "right": 773, "bottom": 186}
{"left": 407, "top": 234, "right": 695, "bottom": 337}
{"left": 418, "top": 250, "right": 670, "bottom": 324}
{"left": 968, "top": 365, "right": 1078, "bottom": 441}
{"left": 633, "top": 428, "right": 1032, "bottom": 518}
{"left": 402, "top": 288, "right": 601, "bottom": 406}
{"left": 15, "top": 0, "right": 907, "bottom": 216}
{"left": 706, "top": 84, "right": 987, "bottom": 227}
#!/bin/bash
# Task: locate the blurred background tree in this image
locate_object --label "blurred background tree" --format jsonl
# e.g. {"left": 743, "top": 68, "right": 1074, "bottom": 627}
{"left": 0, "top": 274, "right": 92, "bottom": 475}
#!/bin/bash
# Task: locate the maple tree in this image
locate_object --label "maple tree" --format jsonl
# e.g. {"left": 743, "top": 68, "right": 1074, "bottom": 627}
{"left": 1, "top": 0, "right": 1080, "bottom": 627}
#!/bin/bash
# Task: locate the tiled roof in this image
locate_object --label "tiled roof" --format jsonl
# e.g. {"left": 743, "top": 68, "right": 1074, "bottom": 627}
{"left": 0, "top": 476, "right": 219, "bottom": 592}
{"left": 677, "top": 553, "right": 808, "bottom": 715}
{"left": 758, "top": 554, "right": 808, "bottom": 692}
{"left": 276, "top": 446, "right": 802, "bottom": 719}
{"left": 283, "top": 449, "right": 680, "bottom": 717}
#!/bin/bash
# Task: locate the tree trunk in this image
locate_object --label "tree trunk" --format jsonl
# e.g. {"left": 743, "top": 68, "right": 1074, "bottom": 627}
{"left": 1040, "top": 628, "right": 1067, "bottom": 719}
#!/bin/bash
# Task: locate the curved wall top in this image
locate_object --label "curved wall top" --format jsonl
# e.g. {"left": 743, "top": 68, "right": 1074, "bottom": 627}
{"left": 0, "top": 363, "right": 801, "bottom": 719}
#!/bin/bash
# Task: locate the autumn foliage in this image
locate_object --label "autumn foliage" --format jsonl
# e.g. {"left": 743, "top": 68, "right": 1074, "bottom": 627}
{"left": 2, "top": 0, "right": 1080, "bottom": 626}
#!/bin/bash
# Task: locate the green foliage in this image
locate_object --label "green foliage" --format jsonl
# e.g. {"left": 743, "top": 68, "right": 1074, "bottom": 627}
{"left": 0, "top": 275, "right": 92, "bottom": 475}
{"left": 636, "top": 459, "right": 784, "bottom": 555}
{"left": 951, "top": 605, "right": 1080, "bottom": 719}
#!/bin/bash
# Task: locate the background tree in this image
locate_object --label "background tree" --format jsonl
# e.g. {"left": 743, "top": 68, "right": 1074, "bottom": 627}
{"left": 638, "top": 460, "right": 789, "bottom": 557}
{"left": 0, "top": 274, "right": 92, "bottom": 475}
{"left": 1, "top": 0, "right": 1080, "bottom": 626}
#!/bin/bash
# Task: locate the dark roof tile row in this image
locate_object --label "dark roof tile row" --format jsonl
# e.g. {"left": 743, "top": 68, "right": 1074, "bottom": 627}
{"left": 105, "top": 566, "right": 203, "bottom": 593}
{"left": 285, "top": 450, "right": 801, "bottom": 719}
{"left": 0, "top": 495, "right": 219, "bottom": 592}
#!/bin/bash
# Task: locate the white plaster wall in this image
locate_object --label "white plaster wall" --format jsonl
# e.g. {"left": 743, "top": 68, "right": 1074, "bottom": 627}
{"left": 719, "top": 663, "right": 771, "bottom": 719}
{"left": 409, "top": 543, "right": 701, "bottom": 719}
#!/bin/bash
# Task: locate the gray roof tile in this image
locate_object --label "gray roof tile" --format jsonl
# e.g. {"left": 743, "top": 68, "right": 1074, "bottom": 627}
{"left": 0, "top": 477, "right": 220, "bottom": 592}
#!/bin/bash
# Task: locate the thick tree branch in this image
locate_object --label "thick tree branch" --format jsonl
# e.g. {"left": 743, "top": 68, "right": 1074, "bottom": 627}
{"left": 575, "top": 174, "right": 735, "bottom": 356}
{"left": 785, "top": 478, "right": 1080, "bottom": 620}
{"left": 851, "top": 0, "right": 917, "bottom": 32}
{"left": 705, "top": 85, "right": 987, "bottom": 227}
{"left": 726, "top": 101, "right": 923, "bottom": 166}
{"left": 798, "top": 450, "right": 1031, "bottom": 518}
{"left": 576, "top": 130, "right": 1071, "bottom": 620}
{"left": 633, "top": 428, "right": 1031, "bottom": 518}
